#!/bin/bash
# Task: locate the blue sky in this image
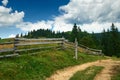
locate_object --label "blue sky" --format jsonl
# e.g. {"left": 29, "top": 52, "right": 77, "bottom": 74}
{"left": 0, "top": 0, "right": 120, "bottom": 38}
{"left": 7, "top": 0, "right": 69, "bottom": 21}
{"left": 0, "top": 0, "right": 69, "bottom": 38}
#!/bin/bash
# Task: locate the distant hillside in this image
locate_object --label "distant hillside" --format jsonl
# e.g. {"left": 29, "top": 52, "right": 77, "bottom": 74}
{"left": 16, "top": 23, "right": 120, "bottom": 57}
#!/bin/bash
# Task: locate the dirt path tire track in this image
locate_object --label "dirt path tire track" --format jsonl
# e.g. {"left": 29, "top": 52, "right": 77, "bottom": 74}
{"left": 46, "top": 59, "right": 120, "bottom": 80}
{"left": 94, "top": 60, "right": 120, "bottom": 80}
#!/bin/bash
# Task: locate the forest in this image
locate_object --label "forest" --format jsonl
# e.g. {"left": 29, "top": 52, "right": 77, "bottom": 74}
{"left": 17, "top": 23, "right": 120, "bottom": 57}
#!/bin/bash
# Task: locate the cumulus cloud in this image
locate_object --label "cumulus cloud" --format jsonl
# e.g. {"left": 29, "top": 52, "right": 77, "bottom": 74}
{"left": 1, "top": 0, "right": 120, "bottom": 33}
{"left": 8, "top": 34, "right": 15, "bottom": 38}
{"left": 52, "top": 16, "right": 73, "bottom": 32}
{"left": 2, "top": 0, "right": 8, "bottom": 6}
{"left": 16, "top": 17, "right": 73, "bottom": 32}
{"left": 59, "top": 0, "right": 120, "bottom": 24}
{"left": 16, "top": 21, "right": 54, "bottom": 31}
{"left": 0, "top": 6, "right": 24, "bottom": 27}
{"left": 20, "top": 0, "right": 120, "bottom": 33}
{"left": 45, "top": 0, "right": 120, "bottom": 33}
{"left": 80, "top": 22, "right": 113, "bottom": 33}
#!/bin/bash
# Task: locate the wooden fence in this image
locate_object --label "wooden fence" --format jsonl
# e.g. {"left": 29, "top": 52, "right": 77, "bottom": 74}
{"left": 0, "top": 42, "right": 14, "bottom": 52}
{"left": 78, "top": 44, "right": 102, "bottom": 55}
{"left": 14, "top": 38, "right": 64, "bottom": 53}
{"left": 0, "top": 41, "right": 18, "bottom": 58}
{"left": 0, "top": 38, "right": 103, "bottom": 59}
{"left": 0, "top": 38, "right": 65, "bottom": 58}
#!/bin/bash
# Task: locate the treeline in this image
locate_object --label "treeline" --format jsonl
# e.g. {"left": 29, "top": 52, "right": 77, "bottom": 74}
{"left": 18, "top": 24, "right": 99, "bottom": 49}
{"left": 17, "top": 23, "right": 120, "bottom": 57}
{"left": 70, "top": 23, "right": 120, "bottom": 57}
{"left": 70, "top": 23, "right": 100, "bottom": 49}
{"left": 101, "top": 23, "right": 120, "bottom": 57}
{"left": 19, "top": 29, "right": 71, "bottom": 39}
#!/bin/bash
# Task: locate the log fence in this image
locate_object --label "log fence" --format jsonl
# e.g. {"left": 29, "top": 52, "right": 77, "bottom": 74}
{"left": 0, "top": 38, "right": 103, "bottom": 58}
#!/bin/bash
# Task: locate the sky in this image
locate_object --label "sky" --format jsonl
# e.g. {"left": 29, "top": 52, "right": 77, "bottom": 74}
{"left": 0, "top": 0, "right": 120, "bottom": 38}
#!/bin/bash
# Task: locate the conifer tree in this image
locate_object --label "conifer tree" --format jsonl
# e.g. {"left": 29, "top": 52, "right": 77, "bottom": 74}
{"left": 101, "top": 23, "right": 120, "bottom": 57}
{"left": 20, "top": 33, "right": 23, "bottom": 38}
{"left": 110, "top": 23, "right": 120, "bottom": 56}
{"left": 70, "top": 23, "right": 78, "bottom": 42}
{"left": 15, "top": 34, "right": 19, "bottom": 38}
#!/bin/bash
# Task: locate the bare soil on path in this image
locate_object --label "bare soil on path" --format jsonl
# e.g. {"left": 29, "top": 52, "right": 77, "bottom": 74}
{"left": 46, "top": 59, "right": 120, "bottom": 80}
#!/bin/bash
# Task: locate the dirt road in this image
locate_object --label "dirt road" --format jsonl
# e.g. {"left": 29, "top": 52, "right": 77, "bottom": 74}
{"left": 46, "top": 59, "right": 120, "bottom": 80}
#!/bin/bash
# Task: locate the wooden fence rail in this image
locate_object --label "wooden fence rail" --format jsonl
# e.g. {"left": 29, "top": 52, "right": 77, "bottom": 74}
{"left": 15, "top": 38, "right": 64, "bottom": 41}
{"left": 0, "top": 42, "right": 14, "bottom": 44}
{"left": 0, "top": 42, "right": 14, "bottom": 53}
{"left": 64, "top": 39, "right": 102, "bottom": 56}
{"left": 14, "top": 38, "right": 64, "bottom": 53}
{"left": 0, "top": 38, "right": 103, "bottom": 58}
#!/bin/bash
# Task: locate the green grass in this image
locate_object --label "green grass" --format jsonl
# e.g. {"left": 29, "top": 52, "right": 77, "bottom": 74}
{"left": 70, "top": 66, "right": 104, "bottom": 80}
{"left": 0, "top": 48, "right": 106, "bottom": 80}
{"left": 18, "top": 43, "right": 59, "bottom": 49}
{"left": 0, "top": 38, "right": 14, "bottom": 43}
{"left": 111, "top": 56, "right": 120, "bottom": 61}
{"left": 111, "top": 65, "right": 120, "bottom": 80}
{"left": 103, "top": 57, "right": 120, "bottom": 80}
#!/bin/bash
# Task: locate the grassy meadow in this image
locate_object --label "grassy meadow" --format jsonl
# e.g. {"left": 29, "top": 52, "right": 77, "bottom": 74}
{"left": 0, "top": 47, "right": 106, "bottom": 80}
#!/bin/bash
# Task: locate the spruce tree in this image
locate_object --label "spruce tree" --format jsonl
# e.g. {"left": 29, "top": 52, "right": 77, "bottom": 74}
{"left": 15, "top": 34, "right": 19, "bottom": 38}
{"left": 70, "top": 23, "right": 78, "bottom": 42}
{"left": 20, "top": 33, "right": 23, "bottom": 38}
{"left": 101, "top": 23, "right": 120, "bottom": 57}
{"left": 110, "top": 23, "right": 120, "bottom": 57}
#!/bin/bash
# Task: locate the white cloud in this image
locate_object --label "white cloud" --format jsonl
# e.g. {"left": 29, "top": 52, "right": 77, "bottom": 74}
{"left": 0, "top": 6, "right": 24, "bottom": 27}
{"left": 49, "top": 0, "right": 120, "bottom": 33}
{"left": 8, "top": 34, "right": 15, "bottom": 38}
{"left": 59, "top": 0, "right": 120, "bottom": 23}
{"left": 21, "top": 0, "right": 120, "bottom": 33}
{"left": 52, "top": 16, "right": 73, "bottom": 32}
{"left": 1, "top": 0, "right": 120, "bottom": 34}
{"left": 16, "top": 21, "right": 54, "bottom": 31}
{"left": 2, "top": 0, "right": 8, "bottom": 6}
{"left": 80, "top": 22, "right": 113, "bottom": 33}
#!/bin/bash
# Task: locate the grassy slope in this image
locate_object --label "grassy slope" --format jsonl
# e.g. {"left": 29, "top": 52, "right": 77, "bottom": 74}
{"left": 0, "top": 48, "right": 105, "bottom": 80}
{"left": 111, "top": 58, "right": 120, "bottom": 80}
{"left": 70, "top": 66, "right": 104, "bottom": 80}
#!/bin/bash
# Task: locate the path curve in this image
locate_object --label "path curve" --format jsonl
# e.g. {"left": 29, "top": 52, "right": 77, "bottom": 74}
{"left": 46, "top": 59, "right": 120, "bottom": 80}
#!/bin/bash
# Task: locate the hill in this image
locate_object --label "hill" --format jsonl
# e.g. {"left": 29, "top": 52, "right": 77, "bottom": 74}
{"left": 0, "top": 48, "right": 105, "bottom": 80}
{"left": 19, "top": 29, "right": 101, "bottom": 49}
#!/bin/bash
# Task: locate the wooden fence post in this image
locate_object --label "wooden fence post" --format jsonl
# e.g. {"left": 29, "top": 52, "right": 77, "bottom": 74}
{"left": 100, "top": 50, "right": 102, "bottom": 54}
{"left": 61, "top": 37, "right": 65, "bottom": 49}
{"left": 75, "top": 38, "right": 78, "bottom": 60}
{"left": 100, "top": 50, "right": 104, "bottom": 56}
{"left": 14, "top": 38, "right": 18, "bottom": 54}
